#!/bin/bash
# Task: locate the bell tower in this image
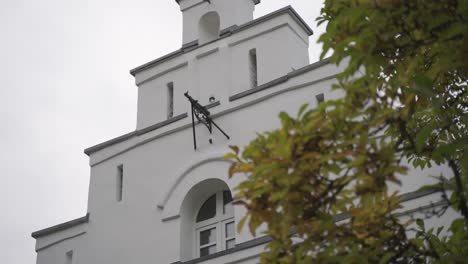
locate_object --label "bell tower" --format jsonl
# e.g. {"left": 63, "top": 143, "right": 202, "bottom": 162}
{"left": 176, "top": 0, "right": 260, "bottom": 45}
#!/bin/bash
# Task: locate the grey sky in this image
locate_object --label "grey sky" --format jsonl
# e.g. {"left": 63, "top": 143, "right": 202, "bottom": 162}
{"left": 0, "top": 1, "right": 325, "bottom": 263}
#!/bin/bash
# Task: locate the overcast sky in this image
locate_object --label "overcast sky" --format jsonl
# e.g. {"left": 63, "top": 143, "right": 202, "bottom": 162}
{"left": 1, "top": 1, "right": 325, "bottom": 263}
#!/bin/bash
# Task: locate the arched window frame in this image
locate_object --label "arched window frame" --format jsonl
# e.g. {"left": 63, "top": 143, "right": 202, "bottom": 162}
{"left": 194, "top": 190, "right": 235, "bottom": 258}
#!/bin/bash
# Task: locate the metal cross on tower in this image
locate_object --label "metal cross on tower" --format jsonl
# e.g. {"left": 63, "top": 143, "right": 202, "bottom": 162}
{"left": 184, "top": 92, "right": 230, "bottom": 150}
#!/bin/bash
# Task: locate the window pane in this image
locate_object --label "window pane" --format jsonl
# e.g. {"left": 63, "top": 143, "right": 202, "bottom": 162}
{"left": 223, "top": 191, "right": 233, "bottom": 215}
{"left": 226, "top": 239, "right": 235, "bottom": 250}
{"left": 196, "top": 195, "right": 216, "bottom": 222}
{"left": 225, "top": 221, "right": 235, "bottom": 238}
{"left": 200, "top": 228, "right": 216, "bottom": 246}
{"left": 200, "top": 245, "right": 216, "bottom": 257}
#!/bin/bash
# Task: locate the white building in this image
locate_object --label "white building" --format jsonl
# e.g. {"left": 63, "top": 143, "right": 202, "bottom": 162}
{"left": 32, "top": 1, "right": 456, "bottom": 263}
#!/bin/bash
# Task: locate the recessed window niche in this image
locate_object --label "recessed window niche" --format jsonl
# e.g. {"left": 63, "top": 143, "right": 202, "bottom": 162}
{"left": 198, "top": 12, "right": 220, "bottom": 45}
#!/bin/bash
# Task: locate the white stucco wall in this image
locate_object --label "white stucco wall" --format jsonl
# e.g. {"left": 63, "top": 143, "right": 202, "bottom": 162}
{"left": 33, "top": 3, "right": 457, "bottom": 264}
{"left": 136, "top": 64, "right": 190, "bottom": 130}
{"left": 134, "top": 10, "right": 311, "bottom": 130}
{"left": 179, "top": 0, "right": 256, "bottom": 45}
{"left": 36, "top": 234, "right": 86, "bottom": 264}
{"left": 34, "top": 222, "right": 88, "bottom": 264}
{"left": 37, "top": 59, "right": 454, "bottom": 263}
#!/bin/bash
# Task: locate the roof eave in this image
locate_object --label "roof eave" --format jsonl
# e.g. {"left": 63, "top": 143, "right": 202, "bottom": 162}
{"left": 31, "top": 213, "right": 90, "bottom": 239}
{"left": 130, "top": 6, "right": 312, "bottom": 76}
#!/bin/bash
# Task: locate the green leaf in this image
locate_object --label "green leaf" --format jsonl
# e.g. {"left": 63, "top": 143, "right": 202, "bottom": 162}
{"left": 279, "top": 112, "right": 292, "bottom": 129}
{"left": 224, "top": 153, "right": 237, "bottom": 160}
{"left": 231, "top": 1, "right": 468, "bottom": 262}
{"left": 379, "top": 252, "right": 395, "bottom": 264}
{"left": 237, "top": 215, "right": 248, "bottom": 234}
{"left": 428, "top": 15, "right": 452, "bottom": 30}
{"left": 416, "top": 219, "right": 425, "bottom": 231}
{"left": 413, "top": 75, "right": 435, "bottom": 98}
{"left": 297, "top": 104, "right": 309, "bottom": 118}
{"left": 415, "top": 126, "right": 432, "bottom": 152}
{"left": 229, "top": 145, "right": 240, "bottom": 154}
{"left": 450, "top": 192, "right": 461, "bottom": 210}
{"left": 450, "top": 219, "right": 465, "bottom": 233}
{"left": 442, "top": 23, "right": 465, "bottom": 40}
{"left": 433, "top": 143, "right": 458, "bottom": 160}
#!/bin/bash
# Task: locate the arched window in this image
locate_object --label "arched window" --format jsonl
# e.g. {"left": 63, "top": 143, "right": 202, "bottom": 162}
{"left": 195, "top": 190, "right": 234, "bottom": 257}
{"left": 198, "top": 12, "right": 220, "bottom": 44}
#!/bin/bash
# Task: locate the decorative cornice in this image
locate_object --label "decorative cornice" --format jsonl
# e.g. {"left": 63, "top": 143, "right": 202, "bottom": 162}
{"left": 84, "top": 131, "right": 137, "bottom": 156}
{"left": 170, "top": 235, "right": 270, "bottom": 264}
{"left": 36, "top": 232, "right": 86, "bottom": 252}
{"left": 84, "top": 101, "right": 222, "bottom": 156}
{"left": 157, "top": 153, "right": 232, "bottom": 212}
{"left": 31, "top": 213, "right": 89, "bottom": 239}
{"left": 169, "top": 189, "right": 444, "bottom": 264}
{"left": 84, "top": 114, "right": 188, "bottom": 155}
{"left": 229, "top": 58, "right": 331, "bottom": 102}
{"left": 130, "top": 6, "right": 312, "bottom": 76}
{"left": 30, "top": 189, "right": 442, "bottom": 244}
{"left": 136, "top": 113, "right": 188, "bottom": 136}
{"left": 136, "top": 62, "right": 189, "bottom": 86}
{"left": 195, "top": 47, "right": 219, "bottom": 60}
{"left": 86, "top": 58, "right": 333, "bottom": 157}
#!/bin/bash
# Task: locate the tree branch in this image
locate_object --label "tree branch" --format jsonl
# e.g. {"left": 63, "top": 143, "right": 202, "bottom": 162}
{"left": 448, "top": 159, "right": 468, "bottom": 223}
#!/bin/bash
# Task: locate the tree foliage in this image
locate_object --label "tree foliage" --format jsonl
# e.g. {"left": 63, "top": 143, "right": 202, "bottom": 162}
{"left": 227, "top": 0, "right": 468, "bottom": 263}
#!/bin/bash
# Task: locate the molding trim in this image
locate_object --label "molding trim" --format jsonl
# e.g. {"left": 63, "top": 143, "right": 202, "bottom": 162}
{"left": 169, "top": 189, "right": 445, "bottom": 264}
{"left": 170, "top": 235, "right": 270, "bottom": 264}
{"left": 130, "top": 49, "right": 184, "bottom": 76}
{"left": 130, "top": 6, "right": 311, "bottom": 76}
{"left": 36, "top": 232, "right": 86, "bottom": 252}
{"left": 195, "top": 47, "right": 219, "bottom": 60}
{"left": 333, "top": 189, "right": 445, "bottom": 223}
{"left": 136, "top": 113, "right": 188, "bottom": 136}
{"left": 85, "top": 60, "right": 336, "bottom": 162}
{"left": 400, "top": 189, "right": 440, "bottom": 202}
{"left": 182, "top": 40, "right": 199, "bottom": 51}
{"left": 31, "top": 213, "right": 89, "bottom": 239}
{"left": 84, "top": 114, "right": 188, "bottom": 156}
{"left": 84, "top": 131, "right": 137, "bottom": 156}
{"left": 228, "top": 22, "right": 308, "bottom": 48}
{"left": 228, "top": 23, "right": 289, "bottom": 47}
{"left": 162, "top": 214, "right": 181, "bottom": 222}
{"left": 228, "top": 74, "right": 338, "bottom": 104}
{"left": 179, "top": 0, "right": 207, "bottom": 12}
{"left": 204, "top": 100, "right": 220, "bottom": 109}
{"left": 220, "top": 25, "right": 238, "bottom": 37}
{"left": 136, "top": 62, "right": 189, "bottom": 86}
{"left": 85, "top": 101, "right": 219, "bottom": 156}
{"left": 229, "top": 58, "right": 331, "bottom": 101}
{"left": 229, "top": 6, "right": 313, "bottom": 37}
{"left": 225, "top": 254, "right": 262, "bottom": 264}
{"left": 395, "top": 200, "right": 449, "bottom": 217}
{"left": 157, "top": 152, "right": 232, "bottom": 210}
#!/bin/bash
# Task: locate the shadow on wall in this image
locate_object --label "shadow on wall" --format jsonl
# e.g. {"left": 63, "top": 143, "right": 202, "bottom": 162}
{"left": 179, "top": 178, "right": 232, "bottom": 261}
{"left": 199, "top": 12, "right": 220, "bottom": 44}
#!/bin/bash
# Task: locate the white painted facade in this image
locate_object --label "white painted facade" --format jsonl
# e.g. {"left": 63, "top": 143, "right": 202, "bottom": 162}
{"left": 32, "top": 1, "right": 457, "bottom": 263}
